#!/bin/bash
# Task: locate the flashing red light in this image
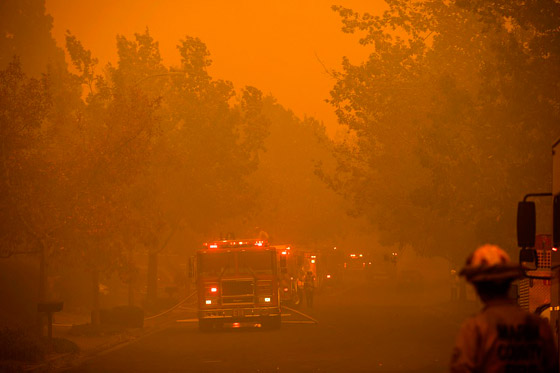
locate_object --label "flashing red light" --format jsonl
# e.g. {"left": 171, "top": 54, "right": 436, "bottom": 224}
{"left": 281, "top": 251, "right": 287, "bottom": 255}
{"left": 311, "top": 259, "right": 316, "bottom": 264}
{"left": 210, "top": 287, "right": 218, "bottom": 293}
{"left": 232, "top": 322, "right": 240, "bottom": 328}
{"left": 326, "top": 274, "right": 331, "bottom": 279}
{"left": 553, "top": 247, "right": 558, "bottom": 252}
{"left": 255, "top": 241, "right": 263, "bottom": 247}
{"left": 284, "top": 287, "right": 289, "bottom": 292}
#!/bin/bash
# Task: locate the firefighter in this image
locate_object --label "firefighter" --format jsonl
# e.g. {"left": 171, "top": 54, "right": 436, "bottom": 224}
{"left": 304, "top": 271, "right": 315, "bottom": 308}
{"left": 450, "top": 244, "right": 558, "bottom": 373}
{"left": 254, "top": 227, "right": 269, "bottom": 241}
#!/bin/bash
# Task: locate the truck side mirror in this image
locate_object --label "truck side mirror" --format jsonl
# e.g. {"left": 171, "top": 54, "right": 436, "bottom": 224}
{"left": 517, "top": 201, "right": 536, "bottom": 248}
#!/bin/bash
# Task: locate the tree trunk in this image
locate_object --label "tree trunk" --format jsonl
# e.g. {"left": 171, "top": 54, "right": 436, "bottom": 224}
{"left": 147, "top": 252, "right": 158, "bottom": 309}
{"left": 91, "top": 269, "right": 100, "bottom": 325}
{"left": 37, "top": 243, "right": 47, "bottom": 335}
{"left": 128, "top": 280, "right": 134, "bottom": 307}
{"left": 128, "top": 249, "right": 135, "bottom": 307}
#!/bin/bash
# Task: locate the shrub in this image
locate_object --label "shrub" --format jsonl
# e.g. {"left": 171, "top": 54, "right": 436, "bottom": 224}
{"left": 0, "top": 328, "right": 46, "bottom": 362}
{"left": 51, "top": 337, "right": 79, "bottom": 354}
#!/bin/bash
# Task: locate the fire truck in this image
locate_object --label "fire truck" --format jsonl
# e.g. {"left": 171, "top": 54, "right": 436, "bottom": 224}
{"left": 516, "top": 138, "right": 560, "bottom": 364}
{"left": 276, "top": 245, "right": 318, "bottom": 306}
{"left": 196, "top": 239, "right": 281, "bottom": 330}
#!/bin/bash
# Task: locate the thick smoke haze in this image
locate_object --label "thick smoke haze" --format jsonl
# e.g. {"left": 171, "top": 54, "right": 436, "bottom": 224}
{"left": 45, "top": 0, "right": 385, "bottom": 136}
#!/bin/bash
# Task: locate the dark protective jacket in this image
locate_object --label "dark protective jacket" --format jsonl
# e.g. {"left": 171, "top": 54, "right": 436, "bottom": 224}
{"left": 450, "top": 298, "right": 558, "bottom": 373}
{"left": 304, "top": 274, "right": 315, "bottom": 290}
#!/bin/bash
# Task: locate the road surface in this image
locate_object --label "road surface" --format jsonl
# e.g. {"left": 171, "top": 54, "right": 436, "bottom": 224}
{"left": 63, "top": 282, "right": 476, "bottom": 372}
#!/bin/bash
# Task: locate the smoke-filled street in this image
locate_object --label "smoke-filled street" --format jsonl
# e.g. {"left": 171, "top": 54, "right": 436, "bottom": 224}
{"left": 2, "top": 0, "right": 560, "bottom": 371}
{"left": 63, "top": 282, "right": 475, "bottom": 373}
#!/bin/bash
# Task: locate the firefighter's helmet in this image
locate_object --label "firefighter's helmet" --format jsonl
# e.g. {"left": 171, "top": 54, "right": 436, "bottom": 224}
{"left": 459, "top": 244, "right": 524, "bottom": 283}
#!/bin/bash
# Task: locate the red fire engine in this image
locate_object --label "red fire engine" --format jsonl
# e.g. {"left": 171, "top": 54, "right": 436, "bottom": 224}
{"left": 276, "top": 245, "right": 318, "bottom": 306}
{"left": 196, "top": 239, "right": 281, "bottom": 330}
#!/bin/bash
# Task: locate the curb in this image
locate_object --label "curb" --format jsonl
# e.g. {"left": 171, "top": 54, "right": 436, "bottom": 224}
{"left": 22, "top": 294, "right": 197, "bottom": 372}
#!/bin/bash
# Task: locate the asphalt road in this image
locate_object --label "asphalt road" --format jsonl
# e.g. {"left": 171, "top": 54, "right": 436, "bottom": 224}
{"left": 63, "top": 282, "right": 475, "bottom": 372}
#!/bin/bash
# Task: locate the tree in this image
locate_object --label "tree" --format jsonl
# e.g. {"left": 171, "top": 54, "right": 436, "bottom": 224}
{"left": 327, "top": 0, "right": 559, "bottom": 264}
{"left": 0, "top": 58, "right": 52, "bottom": 303}
{"left": 246, "top": 96, "right": 365, "bottom": 248}
{"left": 61, "top": 32, "right": 161, "bottom": 323}
{"left": 0, "top": 0, "right": 65, "bottom": 76}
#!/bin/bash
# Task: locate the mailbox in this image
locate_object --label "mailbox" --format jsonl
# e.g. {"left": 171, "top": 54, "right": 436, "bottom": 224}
{"left": 37, "top": 301, "right": 63, "bottom": 340}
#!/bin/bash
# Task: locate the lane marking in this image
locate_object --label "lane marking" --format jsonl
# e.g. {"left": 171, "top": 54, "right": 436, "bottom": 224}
{"left": 176, "top": 318, "right": 198, "bottom": 323}
{"left": 282, "top": 306, "right": 319, "bottom": 324}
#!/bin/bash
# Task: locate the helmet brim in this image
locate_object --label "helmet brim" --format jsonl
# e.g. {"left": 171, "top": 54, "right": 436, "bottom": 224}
{"left": 459, "top": 264, "right": 524, "bottom": 283}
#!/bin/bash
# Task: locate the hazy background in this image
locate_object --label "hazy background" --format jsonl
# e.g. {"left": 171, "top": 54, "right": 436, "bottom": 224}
{"left": 1, "top": 0, "right": 558, "bottom": 351}
{"left": 46, "top": 0, "right": 386, "bottom": 137}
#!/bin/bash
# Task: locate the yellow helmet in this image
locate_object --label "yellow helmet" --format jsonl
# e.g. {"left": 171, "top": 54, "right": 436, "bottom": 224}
{"left": 460, "top": 244, "right": 524, "bottom": 282}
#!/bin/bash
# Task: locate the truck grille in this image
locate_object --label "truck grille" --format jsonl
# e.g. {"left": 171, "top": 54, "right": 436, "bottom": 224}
{"left": 221, "top": 279, "right": 254, "bottom": 296}
{"left": 256, "top": 280, "right": 273, "bottom": 295}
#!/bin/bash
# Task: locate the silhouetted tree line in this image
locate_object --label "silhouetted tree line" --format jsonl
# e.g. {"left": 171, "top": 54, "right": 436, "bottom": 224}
{"left": 1, "top": 1, "right": 345, "bottom": 326}
{"left": 324, "top": 0, "right": 559, "bottom": 265}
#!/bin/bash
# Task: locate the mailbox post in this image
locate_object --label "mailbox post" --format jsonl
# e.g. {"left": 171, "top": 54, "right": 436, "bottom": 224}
{"left": 37, "top": 301, "right": 63, "bottom": 340}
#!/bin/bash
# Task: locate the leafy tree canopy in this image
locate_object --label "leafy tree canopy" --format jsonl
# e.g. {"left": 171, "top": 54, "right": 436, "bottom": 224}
{"left": 328, "top": 0, "right": 559, "bottom": 262}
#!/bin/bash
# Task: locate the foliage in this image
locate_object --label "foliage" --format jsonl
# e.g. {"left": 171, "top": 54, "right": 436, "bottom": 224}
{"left": 328, "top": 0, "right": 560, "bottom": 262}
{"left": 0, "top": 0, "right": 66, "bottom": 76}
{"left": 0, "top": 327, "right": 46, "bottom": 362}
{"left": 0, "top": 58, "right": 54, "bottom": 257}
{"left": 249, "top": 97, "right": 358, "bottom": 246}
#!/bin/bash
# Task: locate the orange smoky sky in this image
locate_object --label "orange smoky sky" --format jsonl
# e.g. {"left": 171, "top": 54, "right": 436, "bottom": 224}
{"left": 45, "top": 0, "right": 388, "bottom": 135}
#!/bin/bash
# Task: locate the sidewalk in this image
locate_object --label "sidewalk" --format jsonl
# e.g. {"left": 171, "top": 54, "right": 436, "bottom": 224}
{"left": 23, "top": 302, "right": 193, "bottom": 372}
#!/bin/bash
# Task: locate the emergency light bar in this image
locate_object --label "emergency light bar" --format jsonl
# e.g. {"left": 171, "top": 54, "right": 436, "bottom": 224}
{"left": 203, "top": 239, "right": 269, "bottom": 249}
